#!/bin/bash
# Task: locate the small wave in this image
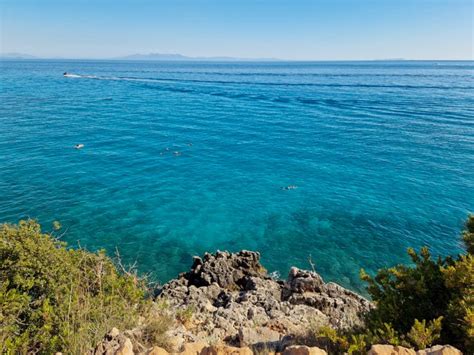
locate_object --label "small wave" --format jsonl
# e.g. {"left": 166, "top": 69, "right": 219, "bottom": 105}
{"left": 64, "top": 73, "right": 100, "bottom": 79}
{"left": 63, "top": 73, "right": 474, "bottom": 90}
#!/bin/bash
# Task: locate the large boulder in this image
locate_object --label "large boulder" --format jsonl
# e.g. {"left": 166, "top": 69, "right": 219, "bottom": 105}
{"left": 282, "top": 345, "right": 328, "bottom": 355}
{"left": 416, "top": 345, "right": 462, "bottom": 355}
{"left": 368, "top": 345, "right": 416, "bottom": 355}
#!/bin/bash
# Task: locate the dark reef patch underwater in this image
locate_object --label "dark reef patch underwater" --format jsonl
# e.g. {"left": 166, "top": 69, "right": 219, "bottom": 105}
{"left": 0, "top": 60, "right": 473, "bottom": 293}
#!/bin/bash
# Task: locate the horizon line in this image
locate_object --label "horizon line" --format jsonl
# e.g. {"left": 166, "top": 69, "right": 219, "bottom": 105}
{"left": 1, "top": 52, "right": 473, "bottom": 62}
{"left": 1, "top": 57, "right": 473, "bottom": 62}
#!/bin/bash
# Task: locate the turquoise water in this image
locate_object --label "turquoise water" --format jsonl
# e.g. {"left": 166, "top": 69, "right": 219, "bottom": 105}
{"left": 1, "top": 60, "right": 473, "bottom": 292}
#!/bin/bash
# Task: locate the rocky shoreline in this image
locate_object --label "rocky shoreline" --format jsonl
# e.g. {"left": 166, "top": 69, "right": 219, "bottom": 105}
{"left": 92, "top": 250, "right": 462, "bottom": 355}
{"left": 158, "top": 250, "right": 371, "bottom": 349}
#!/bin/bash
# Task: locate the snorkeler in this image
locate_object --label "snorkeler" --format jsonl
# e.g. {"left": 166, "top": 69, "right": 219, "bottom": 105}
{"left": 281, "top": 185, "right": 298, "bottom": 190}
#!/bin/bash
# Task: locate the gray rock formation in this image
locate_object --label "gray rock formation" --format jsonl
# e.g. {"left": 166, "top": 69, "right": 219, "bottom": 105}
{"left": 158, "top": 250, "right": 372, "bottom": 350}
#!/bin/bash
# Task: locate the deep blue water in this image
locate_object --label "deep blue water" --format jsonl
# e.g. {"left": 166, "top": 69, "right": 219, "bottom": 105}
{"left": 1, "top": 60, "right": 473, "bottom": 293}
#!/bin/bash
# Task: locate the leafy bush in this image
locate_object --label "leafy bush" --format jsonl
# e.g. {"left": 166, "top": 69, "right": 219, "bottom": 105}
{"left": 313, "top": 325, "right": 349, "bottom": 353}
{"left": 368, "top": 323, "right": 403, "bottom": 346}
{"left": 347, "top": 334, "right": 367, "bottom": 355}
{"left": 462, "top": 215, "right": 474, "bottom": 254}
{"left": 0, "top": 220, "right": 160, "bottom": 354}
{"left": 407, "top": 317, "right": 443, "bottom": 350}
{"left": 360, "top": 215, "right": 474, "bottom": 352}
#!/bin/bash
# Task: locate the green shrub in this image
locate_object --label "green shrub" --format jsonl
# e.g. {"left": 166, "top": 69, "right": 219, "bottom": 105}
{"left": 314, "top": 325, "right": 350, "bottom": 353}
{"left": 369, "top": 323, "right": 402, "bottom": 346}
{"left": 360, "top": 215, "right": 474, "bottom": 352}
{"left": 141, "top": 314, "right": 173, "bottom": 349}
{"left": 462, "top": 215, "right": 474, "bottom": 254}
{"left": 0, "top": 220, "right": 154, "bottom": 354}
{"left": 347, "top": 334, "right": 367, "bottom": 355}
{"left": 407, "top": 317, "right": 443, "bottom": 350}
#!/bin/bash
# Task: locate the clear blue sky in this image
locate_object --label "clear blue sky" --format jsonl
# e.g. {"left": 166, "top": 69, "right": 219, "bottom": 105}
{"left": 1, "top": 0, "right": 472, "bottom": 60}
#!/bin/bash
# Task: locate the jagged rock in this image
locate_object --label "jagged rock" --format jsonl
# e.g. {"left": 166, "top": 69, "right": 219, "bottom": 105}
{"left": 184, "top": 251, "right": 266, "bottom": 289}
{"left": 416, "top": 345, "right": 462, "bottom": 355}
{"left": 282, "top": 345, "right": 328, "bottom": 355}
{"left": 368, "top": 344, "right": 416, "bottom": 355}
{"left": 287, "top": 268, "right": 325, "bottom": 293}
{"left": 158, "top": 251, "right": 372, "bottom": 348}
{"left": 91, "top": 328, "right": 134, "bottom": 355}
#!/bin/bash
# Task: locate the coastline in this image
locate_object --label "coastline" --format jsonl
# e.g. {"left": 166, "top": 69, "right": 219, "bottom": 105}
{"left": 2, "top": 219, "right": 470, "bottom": 354}
{"left": 91, "top": 250, "right": 463, "bottom": 355}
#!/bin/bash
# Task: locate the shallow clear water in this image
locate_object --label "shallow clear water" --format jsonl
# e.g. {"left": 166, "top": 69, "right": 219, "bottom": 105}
{"left": 1, "top": 60, "right": 473, "bottom": 292}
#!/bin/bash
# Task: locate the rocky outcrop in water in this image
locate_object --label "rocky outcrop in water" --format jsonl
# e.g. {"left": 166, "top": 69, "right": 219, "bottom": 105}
{"left": 158, "top": 250, "right": 372, "bottom": 349}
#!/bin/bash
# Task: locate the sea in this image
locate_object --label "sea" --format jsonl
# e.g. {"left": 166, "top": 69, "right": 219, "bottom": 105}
{"left": 1, "top": 60, "right": 473, "bottom": 293}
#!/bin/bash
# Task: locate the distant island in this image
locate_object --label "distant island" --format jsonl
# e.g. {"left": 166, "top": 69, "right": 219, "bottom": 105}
{"left": 113, "top": 52, "right": 281, "bottom": 61}
{"left": 0, "top": 52, "right": 39, "bottom": 59}
{"left": 0, "top": 52, "right": 279, "bottom": 61}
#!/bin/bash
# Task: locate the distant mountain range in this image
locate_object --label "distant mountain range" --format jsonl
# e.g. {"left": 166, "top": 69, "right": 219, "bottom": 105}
{"left": 0, "top": 52, "right": 39, "bottom": 59}
{"left": 114, "top": 53, "right": 278, "bottom": 61}
{"left": 0, "top": 52, "right": 278, "bottom": 61}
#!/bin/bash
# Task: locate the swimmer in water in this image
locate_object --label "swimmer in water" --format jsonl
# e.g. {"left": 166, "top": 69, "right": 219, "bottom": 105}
{"left": 281, "top": 185, "right": 298, "bottom": 190}
{"left": 74, "top": 144, "right": 84, "bottom": 149}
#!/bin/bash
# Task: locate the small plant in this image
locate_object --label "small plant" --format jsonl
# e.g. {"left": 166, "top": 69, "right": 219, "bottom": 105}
{"left": 141, "top": 314, "right": 172, "bottom": 350}
{"left": 371, "top": 323, "right": 402, "bottom": 346}
{"left": 407, "top": 317, "right": 443, "bottom": 350}
{"left": 176, "top": 305, "right": 195, "bottom": 327}
{"left": 348, "top": 334, "right": 367, "bottom": 355}
{"left": 315, "top": 326, "right": 349, "bottom": 353}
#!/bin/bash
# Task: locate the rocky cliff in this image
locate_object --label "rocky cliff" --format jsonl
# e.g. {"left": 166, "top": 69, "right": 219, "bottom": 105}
{"left": 157, "top": 250, "right": 372, "bottom": 349}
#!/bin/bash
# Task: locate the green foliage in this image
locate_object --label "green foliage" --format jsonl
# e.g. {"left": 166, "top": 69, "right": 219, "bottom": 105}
{"left": 360, "top": 215, "right": 474, "bottom": 352}
{"left": 348, "top": 334, "right": 367, "bottom": 355}
{"left": 462, "top": 215, "right": 474, "bottom": 254}
{"left": 314, "top": 325, "right": 349, "bottom": 353}
{"left": 442, "top": 253, "right": 474, "bottom": 351}
{"left": 176, "top": 305, "right": 195, "bottom": 327}
{"left": 407, "top": 317, "right": 443, "bottom": 350}
{"left": 369, "top": 323, "right": 402, "bottom": 346}
{"left": 360, "top": 246, "right": 449, "bottom": 334}
{"left": 0, "top": 220, "right": 156, "bottom": 354}
{"left": 141, "top": 314, "right": 173, "bottom": 349}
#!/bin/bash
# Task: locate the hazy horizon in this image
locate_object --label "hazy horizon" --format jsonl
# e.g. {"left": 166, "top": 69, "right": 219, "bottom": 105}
{"left": 1, "top": 53, "right": 474, "bottom": 62}
{"left": 1, "top": 0, "right": 472, "bottom": 61}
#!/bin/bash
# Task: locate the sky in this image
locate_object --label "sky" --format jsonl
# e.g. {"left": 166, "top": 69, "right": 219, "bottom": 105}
{"left": 1, "top": 0, "right": 472, "bottom": 60}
